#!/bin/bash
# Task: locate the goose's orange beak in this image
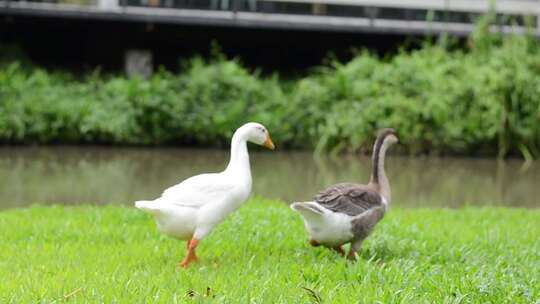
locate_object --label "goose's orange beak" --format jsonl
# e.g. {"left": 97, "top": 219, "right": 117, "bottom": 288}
{"left": 263, "top": 135, "right": 275, "bottom": 150}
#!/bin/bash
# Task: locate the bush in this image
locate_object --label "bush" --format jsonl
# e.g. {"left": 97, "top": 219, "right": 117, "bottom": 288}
{"left": 1, "top": 29, "right": 540, "bottom": 158}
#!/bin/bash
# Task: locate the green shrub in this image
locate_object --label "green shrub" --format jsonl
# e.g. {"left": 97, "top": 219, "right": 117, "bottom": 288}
{"left": 1, "top": 29, "right": 540, "bottom": 158}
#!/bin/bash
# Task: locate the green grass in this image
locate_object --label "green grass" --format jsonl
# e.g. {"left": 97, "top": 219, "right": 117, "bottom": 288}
{"left": 1, "top": 199, "right": 539, "bottom": 303}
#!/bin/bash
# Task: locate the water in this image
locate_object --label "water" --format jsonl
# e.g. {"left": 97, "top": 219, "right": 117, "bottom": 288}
{"left": 0, "top": 146, "right": 538, "bottom": 209}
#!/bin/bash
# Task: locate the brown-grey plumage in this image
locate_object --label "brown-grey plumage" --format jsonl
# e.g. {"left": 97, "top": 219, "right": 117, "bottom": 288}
{"left": 350, "top": 205, "right": 385, "bottom": 240}
{"left": 291, "top": 128, "right": 398, "bottom": 260}
{"left": 314, "top": 183, "right": 384, "bottom": 217}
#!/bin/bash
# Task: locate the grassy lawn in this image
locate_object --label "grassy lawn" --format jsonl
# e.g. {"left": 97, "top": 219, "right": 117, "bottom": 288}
{"left": 1, "top": 199, "right": 539, "bottom": 303}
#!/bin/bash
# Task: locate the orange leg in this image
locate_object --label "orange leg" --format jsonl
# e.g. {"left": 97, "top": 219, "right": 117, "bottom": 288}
{"left": 179, "top": 238, "right": 199, "bottom": 269}
{"left": 347, "top": 249, "right": 357, "bottom": 260}
{"left": 332, "top": 245, "right": 345, "bottom": 256}
{"left": 347, "top": 239, "right": 362, "bottom": 261}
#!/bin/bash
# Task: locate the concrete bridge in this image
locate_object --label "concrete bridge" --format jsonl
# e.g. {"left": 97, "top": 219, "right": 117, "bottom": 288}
{"left": 1, "top": 0, "right": 538, "bottom": 36}
{"left": 1, "top": 0, "right": 538, "bottom": 73}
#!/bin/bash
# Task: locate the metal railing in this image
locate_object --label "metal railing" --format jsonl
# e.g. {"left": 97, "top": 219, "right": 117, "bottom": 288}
{"left": 259, "top": 0, "right": 540, "bottom": 15}
{"left": 1, "top": 0, "right": 539, "bottom": 35}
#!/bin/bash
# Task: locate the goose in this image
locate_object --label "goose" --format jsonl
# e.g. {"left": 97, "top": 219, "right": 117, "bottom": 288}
{"left": 291, "top": 128, "right": 398, "bottom": 260}
{"left": 135, "top": 122, "right": 275, "bottom": 268}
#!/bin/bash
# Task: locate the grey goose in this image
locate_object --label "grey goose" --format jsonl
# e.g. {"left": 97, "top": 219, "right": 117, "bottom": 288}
{"left": 291, "top": 128, "right": 398, "bottom": 260}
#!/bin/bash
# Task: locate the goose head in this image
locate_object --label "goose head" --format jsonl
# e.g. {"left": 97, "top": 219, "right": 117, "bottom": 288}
{"left": 239, "top": 122, "right": 275, "bottom": 150}
{"left": 377, "top": 128, "right": 399, "bottom": 147}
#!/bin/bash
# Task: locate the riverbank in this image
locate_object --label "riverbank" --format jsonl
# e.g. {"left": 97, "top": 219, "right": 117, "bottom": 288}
{"left": 2, "top": 26, "right": 540, "bottom": 158}
{"left": 1, "top": 200, "right": 538, "bottom": 302}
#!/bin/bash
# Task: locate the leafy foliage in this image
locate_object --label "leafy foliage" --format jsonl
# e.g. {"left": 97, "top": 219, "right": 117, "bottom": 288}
{"left": 1, "top": 29, "right": 540, "bottom": 157}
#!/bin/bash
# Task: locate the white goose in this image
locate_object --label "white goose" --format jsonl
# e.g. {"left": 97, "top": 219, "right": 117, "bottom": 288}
{"left": 135, "top": 122, "right": 275, "bottom": 268}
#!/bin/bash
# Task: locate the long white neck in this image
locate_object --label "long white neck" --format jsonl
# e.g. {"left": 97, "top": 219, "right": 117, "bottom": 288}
{"left": 224, "top": 128, "right": 252, "bottom": 183}
{"left": 370, "top": 138, "right": 391, "bottom": 204}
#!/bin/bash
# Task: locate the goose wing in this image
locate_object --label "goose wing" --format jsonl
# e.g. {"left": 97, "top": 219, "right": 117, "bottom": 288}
{"left": 314, "top": 183, "right": 383, "bottom": 216}
{"left": 160, "top": 173, "right": 236, "bottom": 208}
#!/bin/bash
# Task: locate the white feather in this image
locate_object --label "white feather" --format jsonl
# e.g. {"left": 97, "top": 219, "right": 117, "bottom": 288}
{"left": 291, "top": 201, "right": 354, "bottom": 246}
{"left": 161, "top": 173, "right": 237, "bottom": 208}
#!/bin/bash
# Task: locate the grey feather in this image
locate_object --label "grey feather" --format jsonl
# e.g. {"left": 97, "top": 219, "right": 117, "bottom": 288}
{"left": 350, "top": 206, "right": 385, "bottom": 240}
{"left": 314, "top": 183, "right": 383, "bottom": 216}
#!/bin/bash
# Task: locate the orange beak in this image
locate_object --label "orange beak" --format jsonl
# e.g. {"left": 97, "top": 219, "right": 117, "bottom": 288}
{"left": 263, "top": 135, "right": 275, "bottom": 150}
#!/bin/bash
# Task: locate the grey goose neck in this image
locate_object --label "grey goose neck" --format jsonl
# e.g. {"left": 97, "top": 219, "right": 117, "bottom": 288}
{"left": 369, "top": 128, "right": 395, "bottom": 203}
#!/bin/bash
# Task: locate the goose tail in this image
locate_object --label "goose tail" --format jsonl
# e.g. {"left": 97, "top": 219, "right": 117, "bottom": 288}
{"left": 290, "top": 201, "right": 325, "bottom": 220}
{"left": 134, "top": 200, "right": 163, "bottom": 216}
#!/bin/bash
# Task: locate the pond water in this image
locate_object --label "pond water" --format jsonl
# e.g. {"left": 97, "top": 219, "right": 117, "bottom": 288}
{"left": 0, "top": 146, "right": 538, "bottom": 209}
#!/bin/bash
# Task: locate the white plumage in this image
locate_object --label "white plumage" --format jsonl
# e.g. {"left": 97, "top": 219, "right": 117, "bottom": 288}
{"left": 291, "top": 201, "right": 354, "bottom": 246}
{"left": 135, "top": 122, "right": 275, "bottom": 268}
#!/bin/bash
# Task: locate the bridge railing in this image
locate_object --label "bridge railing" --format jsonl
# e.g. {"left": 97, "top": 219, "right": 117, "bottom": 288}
{"left": 1, "top": 0, "right": 539, "bottom": 35}
{"left": 258, "top": 0, "right": 540, "bottom": 15}
{"left": 4, "top": 0, "right": 539, "bottom": 13}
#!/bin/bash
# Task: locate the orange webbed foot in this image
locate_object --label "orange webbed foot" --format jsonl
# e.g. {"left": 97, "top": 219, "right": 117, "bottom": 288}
{"left": 177, "top": 238, "right": 199, "bottom": 269}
